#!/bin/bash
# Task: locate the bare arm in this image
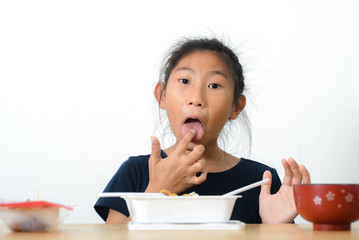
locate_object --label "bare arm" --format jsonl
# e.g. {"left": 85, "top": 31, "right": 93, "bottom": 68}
{"left": 106, "top": 209, "right": 131, "bottom": 224}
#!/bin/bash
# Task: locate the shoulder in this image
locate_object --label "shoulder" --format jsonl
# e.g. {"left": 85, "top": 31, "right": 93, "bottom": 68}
{"left": 106, "top": 153, "right": 151, "bottom": 184}
{"left": 241, "top": 158, "right": 281, "bottom": 189}
{"left": 117, "top": 150, "right": 167, "bottom": 177}
{"left": 233, "top": 158, "right": 282, "bottom": 190}
{"left": 241, "top": 158, "right": 275, "bottom": 170}
{"left": 234, "top": 158, "right": 277, "bottom": 175}
{"left": 119, "top": 152, "right": 156, "bottom": 171}
{"left": 124, "top": 153, "right": 151, "bottom": 166}
{"left": 121, "top": 150, "right": 167, "bottom": 169}
{"left": 211, "top": 158, "right": 278, "bottom": 180}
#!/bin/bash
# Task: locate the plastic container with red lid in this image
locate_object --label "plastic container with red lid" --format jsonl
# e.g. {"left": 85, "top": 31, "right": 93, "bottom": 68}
{"left": 0, "top": 201, "right": 73, "bottom": 232}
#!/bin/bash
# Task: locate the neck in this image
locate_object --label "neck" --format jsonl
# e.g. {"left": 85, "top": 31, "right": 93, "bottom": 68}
{"left": 201, "top": 142, "right": 225, "bottom": 163}
{"left": 201, "top": 143, "right": 234, "bottom": 171}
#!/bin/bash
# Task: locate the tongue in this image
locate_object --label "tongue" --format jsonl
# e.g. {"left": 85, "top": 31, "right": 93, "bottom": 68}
{"left": 181, "top": 120, "right": 204, "bottom": 142}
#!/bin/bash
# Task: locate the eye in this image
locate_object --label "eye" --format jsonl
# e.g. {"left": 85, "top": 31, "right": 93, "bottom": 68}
{"left": 179, "top": 78, "right": 189, "bottom": 84}
{"left": 208, "top": 83, "right": 220, "bottom": 89}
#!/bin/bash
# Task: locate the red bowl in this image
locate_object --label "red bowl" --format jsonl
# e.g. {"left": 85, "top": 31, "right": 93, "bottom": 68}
{"left": 293, "top": 184, "right": 359, "bottom": 231}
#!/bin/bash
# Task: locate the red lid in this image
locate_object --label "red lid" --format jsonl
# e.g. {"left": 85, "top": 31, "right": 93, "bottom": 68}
{"left": 0, "top": 201, "right": 73, "bottom": 210}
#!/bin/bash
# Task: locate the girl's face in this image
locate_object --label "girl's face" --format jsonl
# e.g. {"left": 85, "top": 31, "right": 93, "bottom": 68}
{"left": 159, "top": 50, "right": 241, "bottom": 149}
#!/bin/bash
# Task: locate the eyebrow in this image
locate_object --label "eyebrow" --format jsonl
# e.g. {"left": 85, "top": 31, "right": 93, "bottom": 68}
{"left": 210, "top": 70, "right": 228, "bottom": 79}
{"left": 175, "top": 67, "right": 195, "bottom": 73}
{"left": 175, "top": 67, "right": 228, "bottom": 79}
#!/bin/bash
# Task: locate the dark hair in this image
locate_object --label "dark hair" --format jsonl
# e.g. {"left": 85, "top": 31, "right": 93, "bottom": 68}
{"left": 157, "top": 37, "right": 252, "bottom": 156}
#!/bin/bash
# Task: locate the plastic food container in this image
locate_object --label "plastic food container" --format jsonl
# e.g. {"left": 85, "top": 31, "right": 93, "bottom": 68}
{"left": 122, "top": 195, "right": 240, "bottom": 224}
{"left": 0, "top": 201, "right": 73, "bottom": 232}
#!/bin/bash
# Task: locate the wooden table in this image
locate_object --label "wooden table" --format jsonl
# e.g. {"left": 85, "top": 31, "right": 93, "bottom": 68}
{"left": 0, "top": 223, "right": 358, "bottom": 240}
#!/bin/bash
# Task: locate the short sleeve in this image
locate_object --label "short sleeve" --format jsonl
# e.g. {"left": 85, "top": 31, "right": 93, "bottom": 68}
{"left": 94, "top": 159, "right": 139, "bottom": 221}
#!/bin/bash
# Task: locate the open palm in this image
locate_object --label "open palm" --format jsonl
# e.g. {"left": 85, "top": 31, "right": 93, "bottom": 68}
{"left": 259, "top": 158, "right": 311, "bottom": 223}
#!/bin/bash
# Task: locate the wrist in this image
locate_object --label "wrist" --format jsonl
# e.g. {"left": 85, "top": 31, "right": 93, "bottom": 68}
{"left": 145, "top": 182, "right": 161, "bottom": 193}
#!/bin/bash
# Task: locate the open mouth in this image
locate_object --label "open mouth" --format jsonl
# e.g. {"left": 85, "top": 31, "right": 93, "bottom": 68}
{"left": 181, "top": 118, "right": 205, "bottom": 142}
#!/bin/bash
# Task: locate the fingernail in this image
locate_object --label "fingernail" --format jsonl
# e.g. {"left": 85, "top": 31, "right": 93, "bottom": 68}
{"left": 191, "top": 129, "right": 196, "bottom": 134}
{"left": 151, "top": 136, "right": 158, "bottom": 144}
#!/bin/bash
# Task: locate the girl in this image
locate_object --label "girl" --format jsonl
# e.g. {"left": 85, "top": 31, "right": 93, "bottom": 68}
{"left": 94, "top": 37, "right": 311, "bottom": 224}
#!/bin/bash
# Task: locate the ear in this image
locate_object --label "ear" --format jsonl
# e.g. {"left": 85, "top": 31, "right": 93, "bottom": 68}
{"left": 229, "top": 94, "right": 246, "bottom": 120}
{"left": 153, "top": 82, "right": 166, "bottom": 109}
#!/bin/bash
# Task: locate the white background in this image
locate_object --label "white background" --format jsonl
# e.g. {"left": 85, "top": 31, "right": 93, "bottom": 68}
{"left": 0, "top": 0, "right": 358, "bottom": 224}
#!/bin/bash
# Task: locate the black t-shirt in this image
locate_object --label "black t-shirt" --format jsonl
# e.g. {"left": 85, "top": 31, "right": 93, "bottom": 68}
{"left": 94, "top": 150, "right": 281, "bottom": 223}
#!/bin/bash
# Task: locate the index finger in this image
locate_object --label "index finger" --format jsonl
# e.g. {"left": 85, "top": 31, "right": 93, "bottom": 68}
{"left": 175, "top": 129, "right": 197, "bottom": 153}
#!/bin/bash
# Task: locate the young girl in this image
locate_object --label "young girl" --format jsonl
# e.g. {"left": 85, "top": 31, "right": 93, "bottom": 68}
{"left": 94, "top": 37, "right": 311, "bottom": 224}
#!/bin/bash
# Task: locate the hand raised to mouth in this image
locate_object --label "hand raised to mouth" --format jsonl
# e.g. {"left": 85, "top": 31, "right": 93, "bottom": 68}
{"left": 182, "top": 118, "right": 205, "bottom": 142}
{"left": 145, "top": 129, "right": 207, "bottom": 194}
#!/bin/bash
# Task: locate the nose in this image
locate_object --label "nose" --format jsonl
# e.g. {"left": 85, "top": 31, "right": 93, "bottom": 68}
{"left": 187, "top": 86, "right": 205, "bottom": 108}
{"left": 189, "top": 100, "right": 202, "bottom": 107}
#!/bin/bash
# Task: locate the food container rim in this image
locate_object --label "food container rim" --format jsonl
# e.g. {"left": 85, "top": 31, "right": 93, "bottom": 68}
{"left": 123, "top": 195, "right": 242, "bottom": 200}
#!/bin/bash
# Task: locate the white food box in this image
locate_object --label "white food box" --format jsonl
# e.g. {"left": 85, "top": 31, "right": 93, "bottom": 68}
{"left": 122, "top": 195, "right": 241, "bottom": 224}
